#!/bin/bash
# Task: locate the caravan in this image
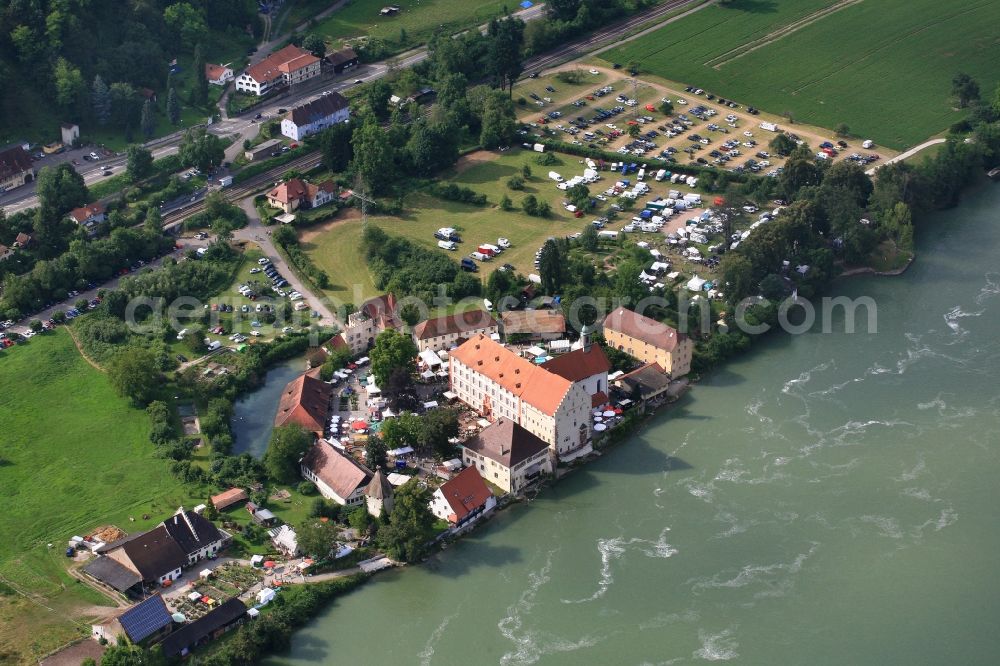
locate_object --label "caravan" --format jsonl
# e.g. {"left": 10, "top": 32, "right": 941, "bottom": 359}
{"left": 438, "top": 240, "right": 456, "bottom": 251}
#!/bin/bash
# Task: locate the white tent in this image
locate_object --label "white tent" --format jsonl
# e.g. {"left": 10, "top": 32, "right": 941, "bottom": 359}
{"left": 257, "top": 587, "right": 276, "bottom": 606}
{"left": 388, "top": 446, "right": 414, "bottom": 457}
{"left": 421, "top": 370, "right": 436, "bottom": 379}
{"left": 199, "top": 568, "right": 213, "bottom": 580}
{"left": 418, "top": 349, "right": 442, "bottom": 368}
{"left": 387, "top": 472, "right": 411, "bottom": 486}
{"left": 526, "top": 345, "right": 546, "bottom": 357}
{"left": 687, "top": 276, "right": 707, "bottom": 292}
{"left": 422, "top": 401, "right": 439, "bottom": 410}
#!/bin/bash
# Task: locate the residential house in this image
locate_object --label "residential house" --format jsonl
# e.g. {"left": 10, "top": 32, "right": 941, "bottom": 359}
{"left": 13, "top": 232, "right": 31, "bottom": 248}
{"left": 365, "top": 468, "right": 394, "bottom": 518}
{"left": 246, "top": 501, "right": 279, "bottom": 527}
{"left": 613, "top": 363, "right": 672, "bottom": 404}
{"left": 210, "top": 488, "right": 248, "bottom": 511}
{"left": 280, "top": 93, "right": 350, "bottom": 141}
{"left": 160, "top": 508, "right": 227, "bottom": 565}
{"left": 205, "top": 63, "right": 234, "bottom": 86}
{"left": 235, "top": 44, "right": 321, "bottom": 96}
{"left": 0, "top": 145, "right": 35, "bottom": 190}
{"left": 68, "top": 202, "right": 107, "bottom": 236}
{"left": 327, "top": 47, "right": 359, "bottom": 74}
{"left": 274, "top": 370, "right": 332, "bottom": 435}
{"left": 541, "top": 335, "right": 612, "bottom": 409}
{"left": 160, "top": 598, "right": 248, "bottom": 658}
{"left": 340, "top": 294, "right": 401, "bottom": 354}
{"left": 601, "top": 306, "right": 693, "bottom": 377}
{"left": 244, "top": 138, "right": 283, "bottom": 162}
{"left": 92, "top": 594, "right": 173, "bottom": 646}
{"left": 301, "top": 441, "right": 373, "bottom": 506}
{"left": 449, "top": 335, "right": 593, "bottom": 462}
{"left": 265, "top": 178, "right": 336, "bottom": 214}
{"left": 500, "top": 310, "right": 567, "bottom": 341}
{"left": 412, "top": 309, "right": 499, "bottom": 352}
{"left": 429, "top": 466, "right": 496, "bottom": 528}
{"left": 461, "top": 419, "right": 552, "bottom": 494}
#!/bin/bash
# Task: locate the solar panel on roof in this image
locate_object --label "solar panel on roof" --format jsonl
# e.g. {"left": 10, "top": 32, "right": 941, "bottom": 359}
{"left": 118, "top": 594, "right": 172, "bottom": 642}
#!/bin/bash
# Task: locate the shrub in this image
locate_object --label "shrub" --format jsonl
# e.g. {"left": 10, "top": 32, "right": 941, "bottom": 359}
{"left": 298, "top": 481, "right": 317, "bottom": 496}
{"left": 506, "top": 174, "right": 525, "bottom": 190}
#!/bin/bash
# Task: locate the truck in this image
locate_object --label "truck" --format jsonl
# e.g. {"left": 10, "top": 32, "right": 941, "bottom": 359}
{"left": 438, "top": 240, "right": 456, "bottom": 251}
{"left": 477, "top": 245, "right": 495, "bottom": 257}
{"left": 480, "top": 243, "right": 501, "bottom": 255}
{"left": 759, "top": 122, "right": 778, "bottom": 132}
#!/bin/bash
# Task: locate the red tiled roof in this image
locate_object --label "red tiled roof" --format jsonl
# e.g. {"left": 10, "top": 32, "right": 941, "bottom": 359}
{"left": 325, "top": 333, "right": 348, "bottom": 351}
{"left": 450, "top": 335, "right": 573, "bottom": 417}
{"left": 437, "top": 466, "right": 492, "bottom": 523}
{"left": 14, "top": 232, "right": 31, "bottom": 246}
{"left": 591, "top": 391, "right": 609, "bottom": 408}
{"left": 541, "top": 345, "right": 611, "bottom": 383}
{"left": 602, "top": 306, "right": 685, "bottom": 352}
{"left": 204, "top": 63, "right": 230, "bottom": 81}
{"left": 413, "top": 310, "right": 498, "bottom": 341}
{"left": 302, "top": 442, "right": 372, "bottom": 500}
{"left": 68, "top": 201, "right": 106, "bottom": 223}
{"left": 267, "top": 178, "right": 309, "bottom": 205}
{"left": 274, "top": 372, "right": 332, "bottom": 433}
{"left": 360, "top": 294, "right": 401, "bottom": 330}
{"left": 210, "top": 488, "right": 248, "bottom": 510}
{"left": 245, "top": 45, "right": 318, "bottom": 84}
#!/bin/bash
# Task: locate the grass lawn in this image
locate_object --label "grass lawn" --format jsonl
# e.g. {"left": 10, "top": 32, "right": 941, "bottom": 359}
{"left": 301, "top": 150, "right": 601, "bottom": 303}
{"left": 602, "top": 0, "right": 1000, "bottom": 149}
{"left": 0, "top": 329, "right": 207, "bottom": 663}
{"left": 313, "top": 0, "right": 509, "bottom": 50}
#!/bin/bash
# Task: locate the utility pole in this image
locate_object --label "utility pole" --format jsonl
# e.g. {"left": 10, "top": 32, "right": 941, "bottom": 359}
{"left": 349, "top": 174, "right": 377, "bottom": 227}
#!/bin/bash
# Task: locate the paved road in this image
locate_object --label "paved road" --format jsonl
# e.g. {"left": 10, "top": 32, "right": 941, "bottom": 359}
{"left": 865, "top": 137, "right": 946, "bottom": 175}
{"left": 234, "top": 197, "right": 342, "bottom": 330}
{"left": 4, "top": 236, "right": 209, "bottom": 337}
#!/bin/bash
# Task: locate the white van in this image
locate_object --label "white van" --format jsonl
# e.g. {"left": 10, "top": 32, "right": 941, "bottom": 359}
{"left": 471, "top": 251, "right": 489, "bottom": 261}
{"left": 481, "top": 243, "right": 501, "bottom": 254}
{"left": 548, "top": 171, "right": 564, "bottom": 182}
{"left": 438, "top": 240, "right": 456, "bottom": 251}
{"left": 654, "top": 169, "right": 667, "bottom": 181}
{"left": 637, "top": 168, "right": 646, "bottom": 181}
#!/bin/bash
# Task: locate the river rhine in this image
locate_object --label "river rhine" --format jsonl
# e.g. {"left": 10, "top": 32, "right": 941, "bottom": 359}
{"left": 267, "top": 182, "right": 1000, "bottom": 665}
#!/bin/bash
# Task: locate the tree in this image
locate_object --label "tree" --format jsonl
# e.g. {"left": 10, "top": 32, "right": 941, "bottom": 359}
{"left": 719, "top": 253, "right": 755, "bottom": 303}
{"left": 538, "top": 239, "right": 563, "bottom": 294}
{"left": 107, "top": 347, "right": 160, "bottom": 406}
{"left": 53, "top": 58, "right": 85, "bottom": 112}
{"left": 92, "top": 75, "right": 111, "bottom": 125}
{"left": 370, "top": 329, "right": 417, "bottom": 388}
{"left": 579, "top": 224, "right": 599, "bottom": 251}
{"left": 29, "top": 319, "right": 42, "bottom": 332}
{"left": 499, "top": 194, "right": 513, "bottom": 211}
{"left": 769, "top": 133, "right": 796, "bottom": 156}
{"left": 166, "top": 87, "right": 181, "bottom": 125}
{"left": 614, "top": 259, "right": 647, "bottom": 308}
{"left": 951, "top": 72, "right": 980, "bottom": 108}
{"left": 627, "top": 123, "right": 641, "bottom": 138}
{"left": 164, "top": 2, "right": 208, "bottom": 48}
{"left": 522, "top": 164, "right": 532, "bottom": 179}
{"left": 834, "top": 122, "right": 850, "bottom": 137}
{"left": 36, "top": 163, "right": 89, "bottom": 215}
{"left": 110, "top": 82, "right": 139, "bottom": 131}
{"left": 376, "top": 481, "right": 435, "bottom": 562}
{"left": 296, "top": 519, "right": 337, "bottom": 558}
{"left": 191, "top": 42, "right": 208, "bottom": 107}
{"left": 126, "top": 145, "right": 154, "bottom": 183}
{"left": 522, "top": 194, "right": 539, "bottom": 215}
{"left": 659, "top": 99, "right": 674, "bottom": 116}
{"left": 303, "top": 34, "right": 326, "bottom": 58}
{"left": 364, "top": 436, "right": 388, "bottom": 471}
{"left": 479, "top": 90, "right": 517, "bottom": 149}
{"left": 405, "top": 120, "right": 458, "bottom": 176}
{"left": 140, "top": 99, "right": 156, "bottom": 139}
{"left": 418, "top": 408, "right": 459, "bottom": 460}
{"left": 779, "top": 151, "right": 823, "bottom": 199}
{"left": 366, "top": 80, "right": 393, "bottom": 121}
{"left": 566, "top": 183, "right": 590, "bottom": 209}
{"left": 351, "top": 117, "right": 396, "bottom": 194}
{"left": 179, "top": 127, "right": 225, "bottom": 172}
{"left": 263, "top": 424, "right": 314, "bottom": 484}
{"left": 487, "top": 15, "right": 525, "bottom": 96}
{"left": 318, "top": 122, "right": 353, "bottom": 171}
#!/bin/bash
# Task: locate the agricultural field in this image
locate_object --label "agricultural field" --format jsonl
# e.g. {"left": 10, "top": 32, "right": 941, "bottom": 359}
{"left": 0, "top": 330, "right": 205, "bottom": 663}
{"left": 602, "top": 0, "right": 1000, "bottom": 149}
{"left": 313, "top": 0, "right": 509, "bottom": 50}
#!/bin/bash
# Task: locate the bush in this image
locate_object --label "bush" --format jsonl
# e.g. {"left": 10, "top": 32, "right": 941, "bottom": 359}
{"left": 298, "top": 481, "right": 317, "bottom": 496}
{"left": 506, "top": 174, "right": 525, "bottom": 190}
{"left": 535, "top": 152, "right": 559, "bottom": 166}
{"left": 426, "top": 182, "right": 487, "bottom": 205}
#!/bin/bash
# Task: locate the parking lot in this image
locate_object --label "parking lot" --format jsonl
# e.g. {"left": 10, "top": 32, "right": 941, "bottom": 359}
{"left": 514, "top": 64, "right": 897, "bottom": 175}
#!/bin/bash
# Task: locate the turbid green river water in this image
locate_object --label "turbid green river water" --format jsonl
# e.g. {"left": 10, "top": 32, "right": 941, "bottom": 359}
{"left": 266, "top": 182, "right": 1000, "bottom": 665}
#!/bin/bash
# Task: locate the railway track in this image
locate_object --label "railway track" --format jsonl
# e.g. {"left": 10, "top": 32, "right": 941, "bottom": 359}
{"left": 162, "top": 151, "right": 323, "bottom": 230}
